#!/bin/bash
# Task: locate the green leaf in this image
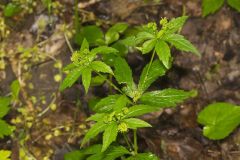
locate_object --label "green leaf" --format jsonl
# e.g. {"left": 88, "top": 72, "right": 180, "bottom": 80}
{"left": 64, "top": 151, "right": 86, "bottom": 160}
{"left": 60, "top": 67, "right": 83, "bottom": 91}
{"left": 82, "top": 68, "right": 92, "bottom": 93}
{"left": 198, "top": 103, "right": 240, "bottom": 140}
{"left": 4, "top": 3, "right": 21, "bottom": 17}
{"left": 91, "top": 46, "right": 119, "bottom": 55}
{"left": 138, "top": 39, "right": 157, "bottom": 54}
{"left": 0, "top": 97, "right": 11, "bottom": 118}
{"left": 202, "top": 0, "right": 225, "bottom": 17}
{"left": 91, "top": 61, "right": 113, "bottom": 75}
{"left": 164, "top": 34, "right": 200, "bottom": 56}
{"left": 0, "top": 150, "right": 11, "bottom": 160}
{"left": 124, "top": 118, "right": 151, "bottom": 129}
{"left": 113, "top": 95, "right": 130, "bottom": 112}
{"left": 81, "top": 122, "right": 107, "bottom": 146}
{"left": 155, "top": 40, "right": 171, "bottom": 69}
{"left": 113, "top": 57, "right": 135, "bottom": 88}
{"left": 74, "top": 25, "right": 104, "bottom": 46}
{"left": 87, "top": 113, "right": 107, "bottom": 122}
{"left": 126, "top": 153, "right": 159, "bottom": 160}
{"left": 87, "top": 153, "right": 105, "bottom": 160}
{"left": 123, "top": 105, "right": 159, "bottom": 118}
{"left": 138, "top": 60, "right": 166, "bottom": 94}
{"left": 93, "top": 95, "right": 121, "bottom": 113}
{"left": 105, "top": 23, "right": 128, "bottom": 44}
{"left": 135, "top": 32, "right": 155, "bottom": 45}
{"left": 10, "top": 80, "right": 20, "bottom": 100}
{"left": 164, "top": 16, "right": 188, "bottom": 34}
{"left": 140, "top": 89, "right": 197, "bottom": 108}
{"left": 82, "top": 144, "right": 102, "bottom": 154}
{"left": 80, "top": 38, "right": 89, "bottom": 51}
{"left": 227, "top": 0, "right": 240, "bottom": 12}
{"left": 0, "top": 120, "right": 13, "bottom": 138}
{"left": 104, "top": 146, "right": 130, "bottom": 160}
{"left": 102, "top": 123, "right": 118, "bottom": 152}
{"left": 63, "top": 63, "right": 77, "bottom": 71}
{"left": 91, "top": 75, "right": 106, "bottom": 86}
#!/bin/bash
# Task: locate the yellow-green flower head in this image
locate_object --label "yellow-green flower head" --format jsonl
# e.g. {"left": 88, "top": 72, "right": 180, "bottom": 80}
{"left": 147, "top": 22, "right": 157, "bottom": 31}
{"left": 118, "top": 122, "right": 128, "bottom": 133}
{"left": 71, "top": 51, "right": 81, "bottom": 63}
{"left": 160, "top": 17, "right": 168, "bottom": 26}
{"left": 122, "top": 107, "right": 129, "bottom": 114}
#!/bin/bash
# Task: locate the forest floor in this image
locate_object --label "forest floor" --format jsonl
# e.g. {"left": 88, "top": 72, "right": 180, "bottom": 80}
{"left": 0, "top": 0, "right": 240, "bottom": 159}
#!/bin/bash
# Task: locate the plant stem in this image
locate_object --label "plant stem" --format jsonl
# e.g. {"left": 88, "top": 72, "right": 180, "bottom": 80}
{"left": 133, "top": 129, "right": 138, "bottom": 154}
{"left": 123, "top": 133, "right": 132, "bottom": 151}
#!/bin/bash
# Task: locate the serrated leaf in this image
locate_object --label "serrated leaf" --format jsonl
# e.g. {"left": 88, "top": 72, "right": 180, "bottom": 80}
{"left": 74, "top": 25, "right": 104, "bottom": 46}
{"left": 138, "top": 60, "right": 166, "bottom": 94}
{"left": 93, "top": 95, "right": 121, "bottom": 113}
{"left": 135, "top": 32, "right": 155, "bottom": 45}
{"left": 82, "top": 68, "right": 92, "bottom": 93}
{"left": 155, "top": 40, "right": 171, "bottom": 69}
{"left": 140, "top": 89, "right": 197, "bottom": 108}
{"left": 87, "top": 113, "right": 107, "bottom": 122}
{"left": 114, "top": 57, "right": 135, "bottom": 89}
{"left": 0, "top": 150, "right": 11, "bottom": 160}
{"left": 81, "top": 122, "right": 107, "bottom": 146}
{"left": 126, "top": 153, "right": 159, "bottom": 160}
{"left": 139, "top": 39, "right": 157, "bottom": 54}
{"left": 0, "top": 120, "right": 13, "bottom": 138}
{"left": 198, "top": 103, "right": 240, "bottom": 140}
{"left": 113, "top": 95, "right": 130, "bottom": 112}
{"left": 91, "top": 61, "right": 113, "bottom": 75}
{"left": 0, "top": 97, "right": 11, "bottom": 118}
{"left": 91, "top": 46, "right": 119, "bottom": 55}
{"left": 10, "top": 80, "right": 20, "bottom": 100}
{"left": 227, "top": 0, "right": 240, "bottom": 12}
{"left": 104, "top": 146, "right": 130, "bottom": 160}
{"left": 124, "top": 118, "right": 151, "bottom": 129}
{"left": 63, "top": 63, "right": 77, "bottom": 71}
{"left": 164, "top": 34, "right": 200, "bottom": 56}
{"left": 164, "top": 16, "right": 188, "bottom": 34}
{"left": 60, "top": 67, "right": 83, "bottom": 91}
{"left": 102, "top": 123, "right": 118, "bottom": 152}
{"left": 80, "top": 38, "right": 89, "bottom": 51}
{"left": 105, "top": 23, "right": 128, "bottom": 44}
{"left": 123, "top": 105, "right": 158, "bottom": 118}
{"left": 87, "top": 153, "right": 105, "bottom": 160}
{"left": 202, "top": 0, "right": 225, "bottom": 17}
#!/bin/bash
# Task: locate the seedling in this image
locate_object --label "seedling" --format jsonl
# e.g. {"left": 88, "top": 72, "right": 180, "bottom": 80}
{"left": 62, "top": 16, "right": 200, "bottom": 159}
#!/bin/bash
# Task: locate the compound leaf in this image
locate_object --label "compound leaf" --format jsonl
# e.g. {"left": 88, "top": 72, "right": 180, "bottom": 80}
{"left": 198, "top": 103, "right": 240, "bottom": 140}
{"left": 140, "top": 89, "right": 197, "bottom": 108}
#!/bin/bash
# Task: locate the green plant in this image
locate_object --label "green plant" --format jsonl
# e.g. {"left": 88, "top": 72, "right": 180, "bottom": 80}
{"left": 202, "top": 0, "right": 240, "bottom": 17}
{"left": 61, "top": 16, "right": 199, "bottom": 159}
{"left": 198, "top": 102, "right": 240, "bottom": 140}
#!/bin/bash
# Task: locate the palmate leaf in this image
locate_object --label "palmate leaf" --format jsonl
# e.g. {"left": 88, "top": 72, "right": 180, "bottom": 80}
{"left": 198, "top": 103, "right": 240, "bottom": 140}
{"left": 60, "top": 67, "right": 83, "bottom": 91}
{"left": 138, "top": 60, "right": 166, "bottom": 94}
{"left": 82, "top": 68, "right": 92, "bottom": 93}
{"left": 102, "top": 123, "right": 118, "bottom": 152}
{"left": 202, "top": 0, "right": 225, "bottom": 17}
{"left": 123, "top": 105, "right": 159, "bottom": 119}
{"left": 123, "top": 118, "right": 151, "bottom": 129}
{"left": 81, "top": 122, "right": 107, "bottom": 146}
{"left": 164, "top": 34, "right": 200, "bottom": 56}
{"left": 155, "top": 40, "right": 171, "bottom": 69}
{"left": 140, "top": 89, "right": 197, "bottom": 108}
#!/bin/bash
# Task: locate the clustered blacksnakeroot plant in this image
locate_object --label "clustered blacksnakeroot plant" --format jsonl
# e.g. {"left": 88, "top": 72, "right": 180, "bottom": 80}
{"left": 61, "top": 16, "right": 199, "bottom": 160}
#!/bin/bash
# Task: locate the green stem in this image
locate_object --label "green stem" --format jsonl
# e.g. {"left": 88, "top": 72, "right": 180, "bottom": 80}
{"left": 133, "top": 129, "right": 138, "bottom": 154}
{"left": 123, "top": 133, "right": 132, "bottom": 151}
